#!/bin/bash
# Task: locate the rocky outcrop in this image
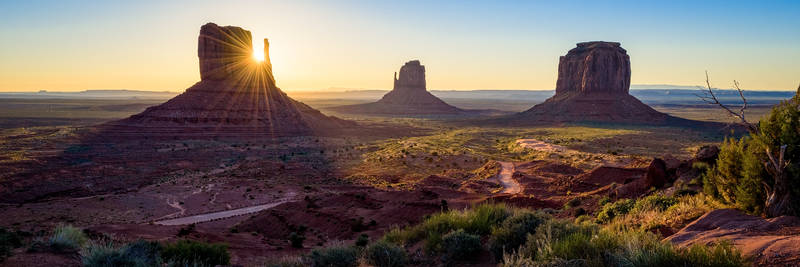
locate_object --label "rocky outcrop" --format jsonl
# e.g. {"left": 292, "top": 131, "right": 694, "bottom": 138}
{"left": 668, "top": 209, "right": 800, "bottom": 265}
{"left": 516, "top": 41, "right": 671, "bottom": 123}
{"left": 105, "top": 23, "right": 351, "bottom": 138}
{"left": 330, "top": 60, "right": 465, "bottom": 115}
{"left": 644, "top": 158, "right": 668, "bottom": 188}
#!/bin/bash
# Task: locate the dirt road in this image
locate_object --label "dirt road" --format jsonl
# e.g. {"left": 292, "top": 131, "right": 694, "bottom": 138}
{"left": 497, "top": 161, "right": 521, "bottom": 194}
{"left": 153, "top": 191, "right": 297, "bottom": 226}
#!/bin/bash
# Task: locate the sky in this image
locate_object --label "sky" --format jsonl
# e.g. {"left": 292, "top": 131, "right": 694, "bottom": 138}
{"left": 1, "top": 0, "right": 799, "bottom": 92}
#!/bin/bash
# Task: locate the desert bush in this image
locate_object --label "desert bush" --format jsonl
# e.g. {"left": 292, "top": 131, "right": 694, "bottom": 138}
{"left": 46, "top": 225, "right": 88, "bottom": 253}
{"left": 308, "top": 243, "right": 359, "bottom": 267}
{"left": 501, "top": 217, "right": 748, "bottom": 267}
{"left": 605, "top": 193, "right": 728, "bottom": 232}
{"left": 489, "top": 211, "right": 549, "bottom": 261}
{"left": 704, "top": 95, "right": 800, "bottom": 216}
{"left": 81, "top": 240, "right": 162, "bottom": 267}
{"left": 440, "top": 229, "right": 481, "bottom": 261}
{"left": 264, "top": 256, "right": 308, "bottom": 267}
{"left": 563, "top": 198, "right": 581, "bottom": 209}
{"left": 355, "top": 234, "right": 369, "bottom": 247}
{"left": 632, "top": 194, "right": 677, "bottom": 212}
{"left": 596, "top": 199, "right": 635, "bottom": 223}
{"left": 161, "top": 240, "right": 230, "bottom": 266}
{"left": 0, "top": 228, "right": 23, "bottom": 261}
{"left": 704, "top": 137, "right": 767, "bottom": 214}
{"left": 362, "top": 241, "right": 406, "bottom": 267}
{"left": 381, "top": 203, "right": 511, "bottom": 251}
{"left": 289, "top": 232, "right": 305, "bottom": 248}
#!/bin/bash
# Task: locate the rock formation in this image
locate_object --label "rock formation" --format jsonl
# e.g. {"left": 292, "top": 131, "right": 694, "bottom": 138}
{"left": 518, "top": 41, "right": 670, "bottom": 123}
{"left": 106, "top": 23, "right": 351, "bottom": 137}
{"left": 330, "top": 60, "right": 464, "bottom": 115}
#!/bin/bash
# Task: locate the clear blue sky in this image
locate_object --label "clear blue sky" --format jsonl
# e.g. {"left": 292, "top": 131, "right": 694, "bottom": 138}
{"left": 1, "top": 0, "right": 798, "bottom": 91}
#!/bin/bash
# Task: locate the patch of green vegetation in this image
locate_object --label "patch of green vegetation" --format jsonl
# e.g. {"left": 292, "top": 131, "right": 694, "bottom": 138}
{"left": 307, "top": 202, "right": 747, "bottom": 266}
{"left": 161, "top": 240, "right": 230, "bottom": 266}
{"left": 308, "top": 243, "right": 360, "bottom": 267}
{"left": 488, "top": 211, "right": 549, "bottom": 261}
{"left": 0, "top": 228, "right": 24, "bottom": 262}
{"left": 382, "top": 203, "right": 510, "bottom": 252}
{"left": 81, "top": 240, "right": 162, "bottom": 267}
{"left": 596, "top": 199, "right": 635, "bottom": 223}
{"left": 604, "top": 194, "right": 729, "bottom": 232}
{"left": 40, "top": 225, "right": 88, "bottom": 253}
{"left": 503, "top": 219, "right": 747, "bottom": 267}
{"left": 264, "top": 256, "right": 308, "bottom": 267}
{"left": 441, "top": 229, "right": 481, "bottom": 261}
{"left": 363, "top": 241, "right": 407, "bottom": 267}
{"left": 703, "top": 95, "right": 800, "bottom": 217}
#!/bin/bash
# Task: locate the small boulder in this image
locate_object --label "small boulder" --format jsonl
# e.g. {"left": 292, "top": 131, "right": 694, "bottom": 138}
{"left": 694, "top": 145, "right": 720, "bottom": 162}
{"left": 644, "top": 158, "right": 668, "bottom": 188}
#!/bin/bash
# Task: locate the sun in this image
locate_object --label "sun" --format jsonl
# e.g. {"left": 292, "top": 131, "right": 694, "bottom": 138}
{"left": 252, "top": 49, "right": 265, "bottom": 62}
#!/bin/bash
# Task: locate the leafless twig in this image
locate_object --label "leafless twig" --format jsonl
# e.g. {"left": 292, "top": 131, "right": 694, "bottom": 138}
{"left": 695, "top": 71, "right": 757, "bottom": 132}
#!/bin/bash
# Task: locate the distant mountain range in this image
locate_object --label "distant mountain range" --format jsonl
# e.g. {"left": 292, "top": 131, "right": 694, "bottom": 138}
{"left": 1, "top": 87, "right": 794, "bottom": 106}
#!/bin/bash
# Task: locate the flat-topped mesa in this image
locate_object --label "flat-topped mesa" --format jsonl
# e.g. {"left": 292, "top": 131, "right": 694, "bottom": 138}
{"left": 393, "top": 60, "right": 426, "bottom": 91}
{"left": 555, "top": 41, "right": 630, "bottom": 96}
{"left": 516, "top": 41, "right": 671, "bottom": 123}
{"left": 198, "top": 23, "right": 270, "bottom": 81}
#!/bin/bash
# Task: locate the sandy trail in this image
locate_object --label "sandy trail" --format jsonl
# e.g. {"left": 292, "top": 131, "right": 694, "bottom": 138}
{"left": 153, "top": 191, "right": 297, "bottom": 226}
{"left": 496, "top": 161, "right": 521, "bottom": 194}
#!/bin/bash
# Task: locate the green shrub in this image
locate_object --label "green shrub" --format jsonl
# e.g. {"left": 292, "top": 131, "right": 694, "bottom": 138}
{"left": 525, "top": 219, "right": 606, "bottom": 264}
{"left": 596, "top": 199, "right": 635, "bottom": 223}
{"left": 48, "top": 225, "right": 88, "bottom": 253}
{"left": 703, "top": 95, "right": 800, "bottom": 216}
{"left": 264, "top": 256, "right": 308, "bottom": 267}
{"left": 0, "top": 228, "right": 23, "bottom": 261}
{"left": 381, "top": 203, "right": 511, "bottom": 249}
{"left": 355, "top": 234, "right": 369, "bottom": 247}
{"left": 161, "top": 240, "right": 230, "bottom": 266}
{"left": 441, "top": 229, "right": 481, "bottom": 261}
{"left": 704, "top": 137, "right": 768, "bottom": 215}
{"left": 682, "top": 241, "right": 747, "bottom": 267}
{"left": 489, "top": 211, "right": 549, "bottom": 261}
{"left": 289, "top": 232, "right": 305, "bottom": 248}
{"left": 308, "top": 243, "right": 359, "bottom": 267}
{"left": 503, "top": 218, "right": 748, "bottom": 267}
{"left": 81, "top": 240, "right": 162, "bottom": 267}
{"left": 598, "top": 196, "right": 611, "bottom": 206}
{"left": 633, "top": 194, "right": 677, "bottom": 212}
{"left": 563, "top": 198, "right": 581, "bottom": 209}
{"left": 363, "top": 241, "right": 406, "bottom": 267}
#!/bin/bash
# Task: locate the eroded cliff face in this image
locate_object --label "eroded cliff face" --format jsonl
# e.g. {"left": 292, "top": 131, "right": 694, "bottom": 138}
{"left": 393, "top": 60, "right": 427, "bottom": 91}
{"left": 555, "top": 42, "right": 631, "bottom": 96}
{"left": 107, "top": 22, "right": 351, "bottom": 137}
{"left": 198, "top": 23, "right": 255, "bottom": 81}
{"left": 519, "top": 41, "right": 669, "bottom": 123}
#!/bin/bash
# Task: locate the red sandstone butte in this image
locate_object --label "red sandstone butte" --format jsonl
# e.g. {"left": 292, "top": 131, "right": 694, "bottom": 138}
{"left": 105, "top": 23, "right": 351, "bottom": 137}
{"left": 331, "top": 60, "right": 464, "bottom": 115}
{"left": 519, "top": 41, "right": 670, "bottom": 123}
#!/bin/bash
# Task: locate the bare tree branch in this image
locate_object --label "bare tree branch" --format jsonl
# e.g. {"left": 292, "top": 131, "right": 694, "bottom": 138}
{"left": 697, "top": 71, "right": 757, "bottom": 132}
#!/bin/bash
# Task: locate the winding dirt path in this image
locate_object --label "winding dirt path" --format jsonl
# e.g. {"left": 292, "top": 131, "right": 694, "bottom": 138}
{"left": 153, "top": 191, "right": 298, "bottom": 226}
{"left": 496, "top": 161, "right": 521, "bottom": 194}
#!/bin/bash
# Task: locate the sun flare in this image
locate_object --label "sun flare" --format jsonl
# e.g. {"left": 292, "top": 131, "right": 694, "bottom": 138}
{"left": 252, "top": 49, "right": 265, "bottom": 62}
